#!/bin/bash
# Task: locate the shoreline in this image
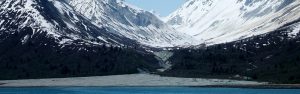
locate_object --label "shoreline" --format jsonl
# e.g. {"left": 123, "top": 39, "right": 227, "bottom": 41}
{"left": 4, "top": 74, "right": 296, "bottom": 88}
{"left": 0, "top": 85, "right": 300, "bottom": 89}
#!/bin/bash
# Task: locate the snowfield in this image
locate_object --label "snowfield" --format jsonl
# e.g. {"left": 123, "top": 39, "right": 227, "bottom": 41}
{"left": 166, "top": 0, "right": 300, "bottom": 45}
{"left": 0, "top": 74, "right": 265, "bottom": 87}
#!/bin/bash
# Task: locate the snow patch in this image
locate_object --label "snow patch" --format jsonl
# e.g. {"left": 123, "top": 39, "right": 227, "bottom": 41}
{"left": 289, "top": 22, "right": 300, "bottom": 38}
{"left": 21, "top": 35, "right": 30, "bottom": 44}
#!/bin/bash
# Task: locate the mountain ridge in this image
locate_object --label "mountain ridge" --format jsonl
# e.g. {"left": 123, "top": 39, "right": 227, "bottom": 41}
{"left": 68, "top": 0, "right": 199, "bottom": 47}
{"left": 0, "top": 0, "right": 138, "bottom": 47}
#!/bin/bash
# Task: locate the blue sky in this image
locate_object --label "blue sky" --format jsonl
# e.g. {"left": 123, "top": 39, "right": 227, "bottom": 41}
{"left": 125, "top": 0, "right": 186, "bottom": 16}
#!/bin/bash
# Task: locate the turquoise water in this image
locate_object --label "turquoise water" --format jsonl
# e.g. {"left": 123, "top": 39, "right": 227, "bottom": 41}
{"left": 0, "top": 87, "right": 300, "bottom": 94}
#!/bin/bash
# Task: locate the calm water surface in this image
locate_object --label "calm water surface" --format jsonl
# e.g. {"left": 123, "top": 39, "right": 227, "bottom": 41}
{"left": 0, "top": 87, "right": 300, "bottom": 94}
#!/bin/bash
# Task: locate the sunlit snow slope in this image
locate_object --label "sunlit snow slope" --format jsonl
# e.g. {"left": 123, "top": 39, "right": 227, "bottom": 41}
{"left": 166, "top": 0, "right": 300, "bottom": 44}
{"left": 68, "top": 0, "right": 198, "bottom": 47}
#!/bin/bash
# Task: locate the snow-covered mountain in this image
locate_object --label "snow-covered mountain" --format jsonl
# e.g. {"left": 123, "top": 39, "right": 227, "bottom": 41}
{"left": 0, "top": 0, "right": 198, "bottom": 48}
{"left": 0, "top": 0, "right": 162, "bottom": 79}
{"left": 68, "top": 0, "right": 198, "bottom": 47}
{"left": 166, "top": 0, "right": 300, "bottom": 44}
{"left": 0, "top": 0, "right": 138, "bottom": 47}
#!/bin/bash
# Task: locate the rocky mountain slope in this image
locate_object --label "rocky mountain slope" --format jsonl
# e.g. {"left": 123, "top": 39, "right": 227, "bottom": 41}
{"left": 68, "top": 0, "right": 198, "bottom": 47}
{"left": 162, "top": 18, "right": 300, "bottom": 83}
{"left": 0, "top": 0, "right": 160, "bottom": 80}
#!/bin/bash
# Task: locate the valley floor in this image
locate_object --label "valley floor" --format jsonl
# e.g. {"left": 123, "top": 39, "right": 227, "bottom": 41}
{"left": 0, "top": 74, "right": 264, "bottom": 87}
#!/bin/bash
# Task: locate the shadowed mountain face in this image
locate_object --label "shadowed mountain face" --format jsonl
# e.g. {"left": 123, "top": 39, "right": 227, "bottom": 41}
{"left": 0, "top": 0, "right": 138, "bottom": 47}
{"left": 0, "top": 0, "right": 160, "bottom": 80}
